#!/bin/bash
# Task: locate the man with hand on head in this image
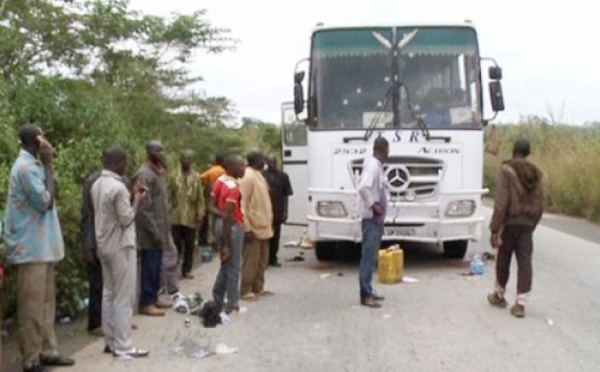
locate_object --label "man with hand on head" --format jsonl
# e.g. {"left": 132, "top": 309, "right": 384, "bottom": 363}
{"left": 4, "top": 123, "right": 75, "bottom": 371}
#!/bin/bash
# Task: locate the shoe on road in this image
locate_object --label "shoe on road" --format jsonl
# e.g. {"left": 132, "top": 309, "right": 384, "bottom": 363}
{"left": 510, "top": 303, "right": 525, "bottom": 318}
{"left": 113, "top": 347, "right": 149, "bottom": 358}
{"left": 139, "top": 305, "right": 166, "bottom": 316}
{"left": 487, "top": 292, "right": 508, "bottom": 308}
{"left": 40, "top": 354, "right": 75, "bottom": 366}
{"left": 360, "top": 298, "right": 382, "bottom": 308}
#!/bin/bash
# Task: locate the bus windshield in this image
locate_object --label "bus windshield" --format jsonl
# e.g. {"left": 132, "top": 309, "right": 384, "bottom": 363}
{"left": 309, "top": 27, "right": 482, "bottom": 130}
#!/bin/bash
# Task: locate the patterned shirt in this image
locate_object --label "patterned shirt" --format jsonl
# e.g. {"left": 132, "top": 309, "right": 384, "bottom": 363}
{"left": 3, "top": 150, "right": 65, "bottom": 264}
{"left": 169, "top": 169, "right": 205, "bottom": 229}
{"left": 91, "top": 170, "right": 137, "bottom": 254}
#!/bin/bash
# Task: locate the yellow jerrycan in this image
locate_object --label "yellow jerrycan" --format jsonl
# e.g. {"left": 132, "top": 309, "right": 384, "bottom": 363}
{"left": 378, "top": 244, "right": 404, "bottom": 284}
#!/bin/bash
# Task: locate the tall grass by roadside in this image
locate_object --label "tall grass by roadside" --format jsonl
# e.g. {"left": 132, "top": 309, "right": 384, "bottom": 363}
{"left": 484, "top": 120, "right": 600, "bottom": 221}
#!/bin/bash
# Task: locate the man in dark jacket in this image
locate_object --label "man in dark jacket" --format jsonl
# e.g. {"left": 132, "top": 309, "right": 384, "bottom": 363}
{"left": 263, "top": 154, "right": 293, "bottom": 267}
{"left": 81, "top": 169, "right": 102, "bottom": 335}
{"left": 133, "top": 140, "right": 178, "bottom": 316}
{"left": 487, "top": 138, "right": 544, "bottom": 318}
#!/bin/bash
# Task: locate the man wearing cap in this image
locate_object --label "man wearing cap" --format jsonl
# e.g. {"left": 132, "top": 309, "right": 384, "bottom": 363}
{"left": 487, "top": 138, "right": 545, "bottom": 318}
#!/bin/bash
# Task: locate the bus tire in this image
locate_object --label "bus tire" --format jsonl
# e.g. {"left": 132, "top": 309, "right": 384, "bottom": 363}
{"left": 443, "top": 240, "right": 468, "bottom": 259}
{"left": 315, "top": 242, "right": 335, "bottom": 261}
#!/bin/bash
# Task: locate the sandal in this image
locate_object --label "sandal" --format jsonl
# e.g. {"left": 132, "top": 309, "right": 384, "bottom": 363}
{"left": 241, "top": 293, "right": 259, "bottom": 301}
{"left": 113, "top": 347, "right": 150, "bottom": 358}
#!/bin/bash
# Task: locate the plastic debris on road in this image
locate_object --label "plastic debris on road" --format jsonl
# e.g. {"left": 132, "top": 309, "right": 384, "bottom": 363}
{"left": 383, "top": 314, "right": 392, "bottom": 319}
{"left": 194, "top": 350, "right": 212, "bottom": 359}
{"left": 402, "top": 276, "right": 419, "bottom": 283}
{"left": 215, "top": 343, "right": 239, "bottom": 355}
{"left": 547, "top": 318, "right": 554, "bottom": 326}
{"left": 220, "top": 312, "right": 231, "bottom": 325}
{"left": 319, "top": 273, "right": 332, "bottom": 279}
{"left": 469, "top": 255, "right": 485, "bottom": 275}
{"left": 284, "top": 240, "right": 300, "bottom": 247}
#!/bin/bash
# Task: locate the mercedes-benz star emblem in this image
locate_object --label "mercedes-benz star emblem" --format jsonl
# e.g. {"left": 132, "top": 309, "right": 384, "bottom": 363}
{"left": 385, "top": 166, "right": 409, "bottom": 193}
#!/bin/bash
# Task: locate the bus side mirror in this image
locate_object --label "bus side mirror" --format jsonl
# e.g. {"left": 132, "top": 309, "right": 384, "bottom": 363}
{"left": 294, "top": 71, "right": 305, "bottom": 114}
{"left": 489, "top": 66, "right": 502, "bottom": 80}
{"left": 489, "top": 81, "right": 505, "bottom": 112}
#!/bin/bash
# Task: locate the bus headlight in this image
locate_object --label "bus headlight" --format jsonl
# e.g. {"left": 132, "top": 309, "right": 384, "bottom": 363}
{"left": 445, "top": 200, "right": 476, "bottom": 217}
{"left": 317, "top": 201, "right": 348, "bottom": 218}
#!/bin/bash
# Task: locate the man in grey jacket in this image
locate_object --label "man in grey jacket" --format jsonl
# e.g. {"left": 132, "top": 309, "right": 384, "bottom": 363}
{"left": 91, "top": 146, "right": 148, "bottom": 358}
{"left": 133, "top": 140, "right": 178, "bottom": 316}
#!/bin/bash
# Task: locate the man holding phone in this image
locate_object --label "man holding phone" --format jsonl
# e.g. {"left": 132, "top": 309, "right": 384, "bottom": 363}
{"left": 3, "top": 124, "right": 75, "bottom": 371}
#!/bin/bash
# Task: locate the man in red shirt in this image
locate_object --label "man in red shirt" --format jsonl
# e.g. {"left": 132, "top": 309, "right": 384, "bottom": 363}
{"left": 209, "top": 155, "right": 246, "bottom": 313}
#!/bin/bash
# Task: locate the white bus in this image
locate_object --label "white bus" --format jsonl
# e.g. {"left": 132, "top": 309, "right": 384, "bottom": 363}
{"left": 286, "top": 23, "right": 504, "bottom": 260}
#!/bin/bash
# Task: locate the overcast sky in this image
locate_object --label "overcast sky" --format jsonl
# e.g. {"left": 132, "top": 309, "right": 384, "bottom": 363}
{"left": 131, "top": 0, "right": 600, "bottom": 125}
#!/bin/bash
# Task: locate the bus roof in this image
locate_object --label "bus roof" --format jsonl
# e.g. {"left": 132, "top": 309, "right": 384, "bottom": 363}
{"left": 311, "top": 21, "right": 477, "bottom": 34}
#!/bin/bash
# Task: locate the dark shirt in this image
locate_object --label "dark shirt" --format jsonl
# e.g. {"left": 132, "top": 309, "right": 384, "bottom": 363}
{"left": 81, "top": 171, "right": 102, "bottom": 256}
{"left": 133, "top": 163, "right": 171, "bottom": 250}
{"left": 263, "top": 169, "right": 293, "bottom": 224}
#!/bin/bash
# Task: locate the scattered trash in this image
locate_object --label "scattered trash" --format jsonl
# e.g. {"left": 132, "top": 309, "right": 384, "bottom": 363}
{"left": 402, "top": 276, "right": 418, "bottom": 283}
{"left": 300, "top": 235, "right": 315, "bottom": 249}
{"left": 173, "top": 292, "right": 203, "bottom": 315}
{"left": 547, "top": 318, "right": 554, "bottom": 326}
{"left": 383, "top": 314, "right": 392, "bottom": 319}
{"left": 169, "top": 344, "right": 185, "bottom": 357}
{"left": 337, "top": 272, "right": 344, "bottom": 277}
{"left": 482, "top": 252, "right": 495, "bottom": 261}
{"left": 215, "top": 343, "right": 239, "bottom": 355}
{"left": 199, "top": 301, "right": 223, "bottom": 328}
{"left": 201, "top": 249, "right": 213, "bottom": 262}
{"left": 287, "top": 255, "right": 305, "bottom": 262}
{"left": 319, "top": 273, "right": 332, "bottom": 279}
{"left": 469, "top": 255, "right": 485, "bottom": 275}
{"left": 284, "top": 240, "right": 300, "bottom": 247}
{"left": 184, "top": 317, "right": 191, "bottom": 328}
{"left": 220, "top": 312, "right": 231, "bottom": 325}
{"left": 58, "top": 316, "right": 72, "bottom": 324}
{"left": 193, "top": 350, "right": 213, "bottom": 359}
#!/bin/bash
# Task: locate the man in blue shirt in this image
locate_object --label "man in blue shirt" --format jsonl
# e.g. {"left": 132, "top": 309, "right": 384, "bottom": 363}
{"left": 3, "top": 124, "right": 75, "bottom": 371}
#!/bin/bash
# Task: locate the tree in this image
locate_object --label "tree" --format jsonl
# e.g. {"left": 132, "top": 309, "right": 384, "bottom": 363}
{"left": 0, "top": 0, "right": 243, "bottom": 317}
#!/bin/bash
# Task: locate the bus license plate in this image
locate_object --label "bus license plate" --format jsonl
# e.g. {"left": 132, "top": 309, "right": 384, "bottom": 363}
{"left": 385, "top": 228, "right": 415, "bottom": 237}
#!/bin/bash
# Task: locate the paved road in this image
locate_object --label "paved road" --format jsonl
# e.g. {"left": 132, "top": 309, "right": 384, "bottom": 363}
{"left": 4, "top": 206, "right": 600, "bottom": 371}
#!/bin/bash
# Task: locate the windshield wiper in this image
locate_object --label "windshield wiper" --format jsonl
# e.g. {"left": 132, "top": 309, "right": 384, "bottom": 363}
{"left": 343, "top": 85, "right": 393, "bottom": 143}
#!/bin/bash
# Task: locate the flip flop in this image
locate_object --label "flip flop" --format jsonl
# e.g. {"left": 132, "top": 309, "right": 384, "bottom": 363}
{"left": 113, "top": 348, "right": 150, "bottom": 358}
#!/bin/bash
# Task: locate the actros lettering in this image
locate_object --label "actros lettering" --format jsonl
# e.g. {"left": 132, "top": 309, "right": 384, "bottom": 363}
{"left": 418, "top": 147, "right": 460, "bottom": 155}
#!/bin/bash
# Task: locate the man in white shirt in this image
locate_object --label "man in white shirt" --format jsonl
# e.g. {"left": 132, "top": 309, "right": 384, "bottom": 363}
{"left": 357, "top": 137, "right": 389, "bottom": 308}
{"left": 91, "top": 146, "right": 149, "bottom": 358}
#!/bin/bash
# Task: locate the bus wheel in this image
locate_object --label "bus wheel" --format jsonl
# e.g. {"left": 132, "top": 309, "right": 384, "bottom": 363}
{"left": 443, "top": 240, "right": 468, "bottom": 259}
{"left": 315, "top": 242, "right": 335, "bottom": 261}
